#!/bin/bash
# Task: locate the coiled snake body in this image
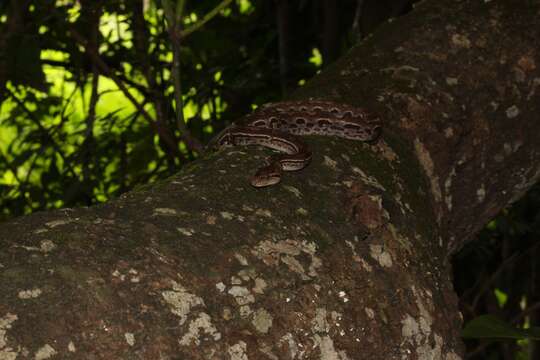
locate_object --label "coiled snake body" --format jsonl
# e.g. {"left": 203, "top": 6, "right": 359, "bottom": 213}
{"left": 208, "top": 100, "right": 381, "bottom": 187}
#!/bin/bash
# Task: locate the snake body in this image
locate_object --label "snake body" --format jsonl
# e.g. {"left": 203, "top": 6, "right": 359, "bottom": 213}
{"left": 208, "top": 100, "right": 381, "bottom": 187}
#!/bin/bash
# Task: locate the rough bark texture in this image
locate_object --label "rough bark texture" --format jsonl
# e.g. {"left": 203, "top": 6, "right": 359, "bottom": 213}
{"left": 0, "top": 0, "right": 539, "bottom": 359}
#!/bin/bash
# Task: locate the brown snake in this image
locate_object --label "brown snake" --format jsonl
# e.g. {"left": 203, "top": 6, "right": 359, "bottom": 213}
{"left": 208, "top": 100, "right": 382, "bottom": 187}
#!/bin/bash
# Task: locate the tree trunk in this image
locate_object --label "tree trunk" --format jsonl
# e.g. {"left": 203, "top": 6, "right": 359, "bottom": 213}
{"left": 1, "top": 0, "right": 539, "bottom": 359}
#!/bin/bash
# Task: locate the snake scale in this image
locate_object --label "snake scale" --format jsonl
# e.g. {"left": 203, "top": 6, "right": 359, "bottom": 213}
{"left": 208, "top": 100, "right": 382, "bottom": 187}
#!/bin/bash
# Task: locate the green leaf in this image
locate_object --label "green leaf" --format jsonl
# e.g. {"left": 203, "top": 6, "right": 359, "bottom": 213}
{"left": 462, "top": 315, "right": 540, "bottom": 340}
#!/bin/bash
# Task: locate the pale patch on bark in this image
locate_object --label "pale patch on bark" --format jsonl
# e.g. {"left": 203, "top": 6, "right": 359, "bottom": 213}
{"left": 401, "top": 314, "right": 420, "bottom": 339}
{"left": 252, "top": 308, "right": 273, "bottom": 333}
{"left": 162, "top": 281, "right": 205, "bottom": 325}
{"left": 0, "top": 313, "right": 18, "bottom": 360}
{"left": 505, "top": 105, "right": 520, "bottom": 118}
{"left": 446, "top": 77, "right": 458, "bottom": 86}
{"left": 228, "top": 341, "right": 248, "bottom": 360}
{"left": 124, "top": 332, "right": 135, "bottom": 346}
{"left": 312, "top": 308, "right": 330, "bottom": 333}
{"left": 259, "top": 343, "right": 280, "bottom": 360}
{"left": 279, "top": 333, "right": 300, "bottom": 358}
{"left": 231, "top": 276, "right": 242, "bottom": 285}
{"left": 451, "top": 33, "right": 471, "bottom": 48}
{"left": 323, "top": 155, "right": 338, "bottom": 169}
{"left": 222, "top": 307, "right": 233, "bottom": 320}
{"left": 370, "top": 195, "right": 388, "bottom": 228}
{"left": 400, "top": 286, "right": 455, "bottom": 359}
{"left": 377, "top": 141, "right": 399, "bottom": 162}
{"left": 444, "top": 127, "right": 454, "bottom": 138}
{"left": 445, "top": 351, "right": 463, "bottom": 360}
{"left": 45, "top": 219, "right": 74, "bottom": 228}
{"left": 364, "top": 307, "right": 375, "bottom": 319}
{"left": 526, "top": 78, "right": 540, "bottom": 100}
{"left": 252, "top": 239, "right": 321, "bottom": 280}
{"left": 152, "top": 208, "right": 177, "bottom": 216}
{"left": 353, "top": 255, "right": 373, "bottom": 272}
{"left": 67, "top": 341, "right": 76, "bottom": 352}
{"left": 239, "top": 305, "right": 252, "bottom": 318}
{"left": 179, "top": 313, "right": 221, "bottom": 346}
{"left": 416, "top": 334, "right": 443, "bottom": 360}
{"left": 238, "top": 269, "right": 257, "bottom": 283}
{"left": 345, "top": 240, "right": 360, "bottom": 259}
{"left": 476, "top": 185, "right": 486, "bottom": 203}
{"left": 220, "top": 211, "right": 235, "bottom": 220}
{"left": 351, "top": 167, "right": 386, "bottom": 191}
{"left": 444, "top": 167, "right": 456, "bottom": 211}
{"left": 252, "top": 278, "right": 267, "bottom": 294}
{"left": 369, "top": 244, "right": 393, "bottom": 268}
{"left": 414, "top": 138, "right": 442, "bottom": 203}
{"left": 215, "top": 282, "right": 226, "bottom": 293}
{"left": 388, "top": 223, "right": 413, "bottom": 253}
{"left": 234, "top": 254, "right": 249, "bottom": 266}
{"left": 177, "top": 227, "right": 195, "bottom": 236}
{"left": 338, "top": 290, "right": 349, "bottom": 303}
{"left": 34, "top": 344, "right": 57, "bottom": 360}
{"left": 283, "top": 186, "right": 302, "bottom": 198}
{"left": 112, "top": 268, "right": 140, "bottom": 283}
{"left": 228, "top": 286, "right": 255, "bottom": 306}
{"left": 17, "top": 240, "right": 56, "bottom": 253}
{"left": 313, "top": 334, "right": 351, "bottom": 360}
{"left": 255, "top": 208, "right": 272, "bottom": 218}
{"left": 18, "top": 288, "right": 42, "bottom": 299}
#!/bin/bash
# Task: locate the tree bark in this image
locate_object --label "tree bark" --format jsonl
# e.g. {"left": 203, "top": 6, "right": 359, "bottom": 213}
{"left": 1, "top": 0, "right": 539, "bottom": 359}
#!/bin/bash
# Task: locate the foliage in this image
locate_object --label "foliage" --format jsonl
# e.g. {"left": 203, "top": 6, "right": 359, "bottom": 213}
{"left": 462, "top": 315, "right": 540, "bottom": 340}
{"left": 1, "top": 0, "right": 346, "bottom": 218}
{"left": 454, "top": 184, "right": 540, "bottom": 358}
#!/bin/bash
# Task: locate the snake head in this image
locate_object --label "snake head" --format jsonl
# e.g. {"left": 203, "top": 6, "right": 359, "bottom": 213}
{"left": 250, "top": 162, "right": 283, "bottom": 188}
{"left": 365, "top": 123, "right": 383, "bottom": 143}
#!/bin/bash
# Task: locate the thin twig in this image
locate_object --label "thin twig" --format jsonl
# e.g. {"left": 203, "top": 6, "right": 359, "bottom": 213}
{"left": 165, "top": 0, "right": 233, "bottom": 150}
{"left": 162, "top": 0, "right": 234, "bottom": 155}
{"left": 166, "top": 20, "right": 188, "bottom": 150}
{"left": 351, "top": 0, "right": 364, "bottom": 40}
{"left": 180, "top": 0, "right": 233, "bottom": 39}
{"left": 162, "top": 0, "right": 190, "bottom": 155}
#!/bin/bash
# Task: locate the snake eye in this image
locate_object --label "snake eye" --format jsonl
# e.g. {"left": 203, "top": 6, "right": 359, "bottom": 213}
{"left": 368, "top": 126, "right": 382, "bottom": 140}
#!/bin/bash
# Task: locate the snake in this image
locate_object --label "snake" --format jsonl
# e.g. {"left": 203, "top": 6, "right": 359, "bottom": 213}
{"left": 208, "top": 100, "right": 382, "bottom": 187}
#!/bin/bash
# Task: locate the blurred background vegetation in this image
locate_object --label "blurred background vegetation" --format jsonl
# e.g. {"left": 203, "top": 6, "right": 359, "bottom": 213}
{"left": 0, "top": 0, "right": 538, "bottom": 358}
